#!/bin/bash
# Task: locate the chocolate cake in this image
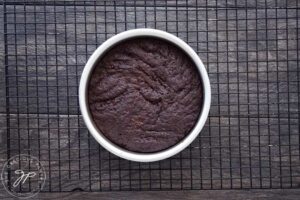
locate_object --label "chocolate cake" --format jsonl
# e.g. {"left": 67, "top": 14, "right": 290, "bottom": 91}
{"left": 88, "top": 37, "right": 203, "bottom": 153}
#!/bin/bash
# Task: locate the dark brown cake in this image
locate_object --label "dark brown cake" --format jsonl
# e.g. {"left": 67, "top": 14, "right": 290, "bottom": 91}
{"left": 88, "top": 38, "right": 203, "bottom": 153}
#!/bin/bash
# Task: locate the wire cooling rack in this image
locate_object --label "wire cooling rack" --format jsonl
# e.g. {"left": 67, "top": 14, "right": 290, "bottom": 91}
{"left": 1, "top": 0, "right": 300, "bottom": 192}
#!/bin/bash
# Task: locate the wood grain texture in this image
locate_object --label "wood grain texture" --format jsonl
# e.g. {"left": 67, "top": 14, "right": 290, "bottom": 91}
{"left": 35, "top": 189, "right": 300, "bottom": 200}
{"left": 2, "top": 0, "right": 299, "bottom": 8}
{"left": 0, "top": 5, "right": 6, "bottom": 114}
{"left": 2, "top": 4, "right": 299, "bottom": 116}
{"left": 0, "top": 0, "right": 299, "bottom": 195}
{"left": 1, "top": 189, "right": 300, "bottom": 200}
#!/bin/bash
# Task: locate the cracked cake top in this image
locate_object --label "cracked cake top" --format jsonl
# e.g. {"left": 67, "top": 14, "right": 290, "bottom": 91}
{"left": 88, "top": 37, "right": 203, "bottom": 153}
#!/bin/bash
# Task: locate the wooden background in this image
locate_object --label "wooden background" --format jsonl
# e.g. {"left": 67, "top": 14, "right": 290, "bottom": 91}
{"left": 0, "top": 0, "right": 299, "bottom": 199}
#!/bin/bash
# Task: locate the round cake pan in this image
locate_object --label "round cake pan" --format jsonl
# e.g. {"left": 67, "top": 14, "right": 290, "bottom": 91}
{"left": 79, "top": 28, "right": 211, "bottom": 162}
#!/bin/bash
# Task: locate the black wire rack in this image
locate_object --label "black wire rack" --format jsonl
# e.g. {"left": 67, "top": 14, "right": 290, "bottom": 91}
{"left": 1, "top": 0, "right": 300, "bottom": 192}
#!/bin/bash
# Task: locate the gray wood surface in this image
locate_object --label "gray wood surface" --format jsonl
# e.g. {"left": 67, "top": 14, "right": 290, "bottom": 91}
{"left": 2, "top": 0, "right": 298, "bottom": 8}
{"left": 1, "top": 189, "right": 300, "bottom": 200}
{"left": 0, "top": 4, "right": 5, "bottom": 114}
{"left": 0, "top": 0, "right": 300, "bottom": 198}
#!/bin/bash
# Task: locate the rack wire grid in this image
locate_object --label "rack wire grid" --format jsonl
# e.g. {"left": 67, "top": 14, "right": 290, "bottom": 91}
{"left": 1, "top": 0, "right": 300, "bottom": 192}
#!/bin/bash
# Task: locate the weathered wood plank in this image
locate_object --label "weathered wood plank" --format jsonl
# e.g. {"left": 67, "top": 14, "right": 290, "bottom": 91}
{"left": 36, "top": 189, "right": 300, "bottom": 200}
{"left": 2, "top": 189, "right": 300, "bottom": 200}
{"left": 2, "top": 0, "right": 299, "bottom": 9}
{"left": 1, "top": 114, "right": 299, "bottom": 191}
{"left": 3, "top": 4, "right": 298, "bottom": 117}
{"left": 0, "top": 5, "right": 6, "bottom": 114}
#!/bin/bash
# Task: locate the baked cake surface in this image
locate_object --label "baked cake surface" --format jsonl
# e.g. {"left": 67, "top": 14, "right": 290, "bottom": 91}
{"left": 88, "top": 38, "right": 203, "bottom": 153}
